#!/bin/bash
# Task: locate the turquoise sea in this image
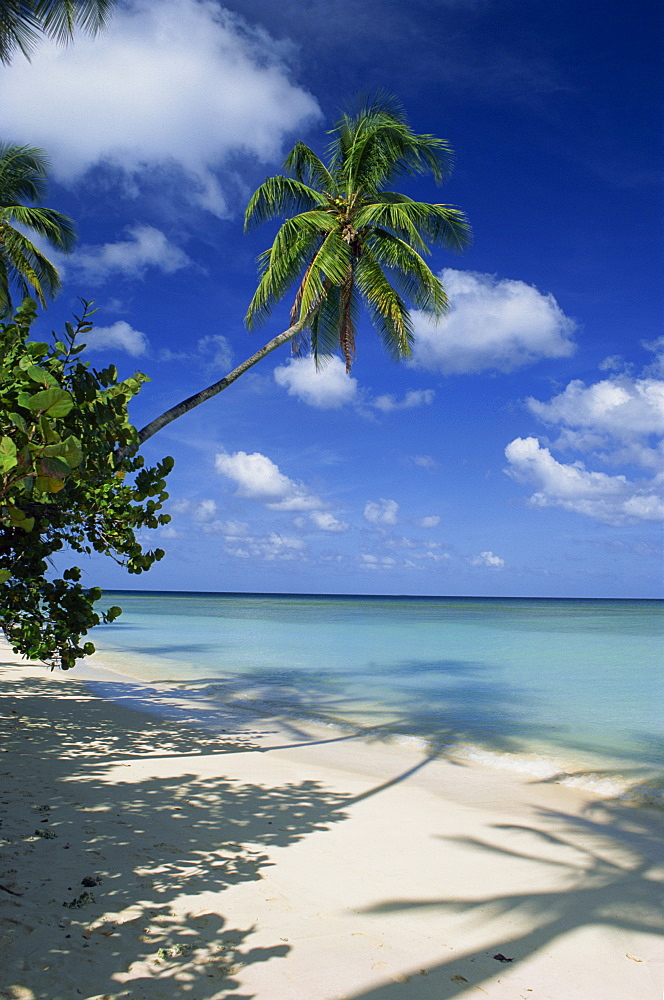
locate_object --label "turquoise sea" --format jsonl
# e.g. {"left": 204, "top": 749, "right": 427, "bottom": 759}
{"left": 87, "top": 592, "right": 663, "bottom": 803}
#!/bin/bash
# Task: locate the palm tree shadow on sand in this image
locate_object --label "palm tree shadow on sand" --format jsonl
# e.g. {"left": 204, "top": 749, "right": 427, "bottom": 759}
{"left": 2, "top": 662, "right": 662, "bottom": 999}
{"left": 344, "top": 796, "right": 664, "bottom": 999}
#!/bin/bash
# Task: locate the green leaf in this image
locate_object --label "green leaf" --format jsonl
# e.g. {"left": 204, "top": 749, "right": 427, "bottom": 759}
{"left": 8, "top": 412, "right": 27, "bottom": 432}
{"left": 25, "top": 365, "right": 58, "bottom": 387}
{"left": 25, "top": 387, "right": 73, "bottom": 417}
{"left": 0, "top": 570, "right": 10, "bottom": 584}
{"left": 34, "top": 474, "right": 66, "bottom": 493}
{"left": 0, "top": 435, "right": 18, "bottom": 472}
{"left": 39, "top": 455, "right": 70, "bottom": 479}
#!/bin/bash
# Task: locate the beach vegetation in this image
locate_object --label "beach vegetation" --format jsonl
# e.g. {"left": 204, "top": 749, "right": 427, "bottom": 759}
{"left": 0, "top": 298, "right": 173, "bottom": 668}
{"left": 135, "top": 93, "right": 471, "bottom": 446}
{"left": 0, "top": 142, "right": 76, "bottom": 318}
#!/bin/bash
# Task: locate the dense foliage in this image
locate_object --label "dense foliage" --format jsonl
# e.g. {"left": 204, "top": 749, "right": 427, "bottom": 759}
{"left": 0, "top": 299, "right": 173, "bottom": 668}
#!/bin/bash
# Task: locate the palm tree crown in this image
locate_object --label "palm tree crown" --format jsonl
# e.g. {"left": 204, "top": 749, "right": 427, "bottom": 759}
{"left": 0, "top": 142, "right": 76, "bottom": 317}
{"left": 0, "top": 1, "right": 114, "bottom": 64}
{"left": 244, "top": 95, "right": 471, "bottom": 372}
{"left": 133, "top": 97, "right": 471, "bottom": 450}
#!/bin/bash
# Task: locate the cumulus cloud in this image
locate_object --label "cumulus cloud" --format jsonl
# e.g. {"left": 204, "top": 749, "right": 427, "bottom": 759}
{"left": 364, "top": 498, "right": 399, "bottom": 526}
{"left": 64, "top": 226, "right": 192, "bottom": 283}
{"left": 470, "top": 551, "right": 505, "bottom": 569}
{"left": 309, "top": 511, "right": 349, "bottom": 533}
{"left": 371, "top": 389, "right": 435, "bottom": 412}
{"left": 415, "top": 515, "right": 441, "bottom": 528}
{"left": 81, "top": 320, "right": 149, "bottom": 356}
{"left": 410, "top": 268, "right": 576, "bottom": 374}
{"left": 526, "top": 375, "right": 664, "bottom": 469}
{"left": 214, "top": 449, "right": 323, "bottom": 511}
{"left": 504, "top": 437, "right": 664, "bottom": 524}
{"left": 0, "top": 0, "right": 320, "bottom": 215}
{"left": 274, "top": 355, "right": 359, "bottom": 408}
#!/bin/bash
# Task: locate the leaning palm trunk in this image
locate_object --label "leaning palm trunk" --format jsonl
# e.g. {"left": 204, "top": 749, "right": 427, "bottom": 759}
{"left": 135, "top": 314, "right": 311, "bottom": 447}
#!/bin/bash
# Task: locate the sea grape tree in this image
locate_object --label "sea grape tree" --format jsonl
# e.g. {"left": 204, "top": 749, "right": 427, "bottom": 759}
{"left": 0, "top": 298, "right": 173, "bottom": 668}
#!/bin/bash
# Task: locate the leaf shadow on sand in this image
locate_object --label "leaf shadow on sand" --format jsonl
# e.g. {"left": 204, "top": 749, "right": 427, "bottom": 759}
{"left": 0, "top": 665, "right": 355, "bottom": 1000}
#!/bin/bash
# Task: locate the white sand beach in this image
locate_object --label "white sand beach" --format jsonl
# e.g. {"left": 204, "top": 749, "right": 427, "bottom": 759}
{"left": 1, "top": 645, "right": 662, "bottom": 1000}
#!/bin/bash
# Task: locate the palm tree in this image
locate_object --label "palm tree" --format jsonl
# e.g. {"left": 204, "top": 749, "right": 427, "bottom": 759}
{"left": 0, "top": 1, "right": 114, "bottom": 64}
{"left": 135, "top": 96, "right": 471, "bottom": 448}
{"left": 0, "top": 142, "right": 76, "bottom": 317}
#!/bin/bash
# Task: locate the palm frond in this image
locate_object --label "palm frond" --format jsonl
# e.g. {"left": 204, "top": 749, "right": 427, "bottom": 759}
{"left": 4, "top": 204, "right": 77, "bottom": 250}
{"left": 283, "top": 141, "right": 335, "bottom": 192}
{"left": 0, "top": 259, "right": 12, "bottom": 316}
{"left": 245, "top": 211, "right": 335, "bottom": 328}
{"left": 244, "top": 176, "right": 327, "bottom": 231}
{"left": 0, "top": 0, "right": 113, "bottom": 63}
{"left": 355, "top": 248, "right": 413, "bottom": 361}
{"left": 245, "top": 230, "right": 320, "bottom": 329}
{"left": 357, "top": 200, "right": 471, "bottom": 253}
{"left": 35, "top": 0, "right": 113, "bottom": 43}
{"left": 297, "top": 229, "right": 351, "bottom": 320}
{"left": 0, "top": 143, "right": 49, "bottom": 204}
{"left": 368, "top": 229, "right": 449, "bottom": 316}
{"left": 0, "top": 2, "right": 39, "bottom": 63}
{"left": 0, "top": 226, "right": 62, "bottom": 313}
{"left": 330, "top": 96, "right": 454, "bottom": 195}
{"left": 355, "top": 202, "right": 430, "bottom": 255}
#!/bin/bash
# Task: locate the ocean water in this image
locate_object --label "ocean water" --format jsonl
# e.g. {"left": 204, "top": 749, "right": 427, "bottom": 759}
{"left": 87, "top": 591, "right": 663, "bottom": 803}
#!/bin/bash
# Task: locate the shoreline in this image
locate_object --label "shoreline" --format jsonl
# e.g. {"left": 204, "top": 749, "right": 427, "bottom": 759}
{"left": 83, "top": 642, "right": 664, "bottom": 809}
{"left": 1, "top": 645, "right": 663, "bottom": 999}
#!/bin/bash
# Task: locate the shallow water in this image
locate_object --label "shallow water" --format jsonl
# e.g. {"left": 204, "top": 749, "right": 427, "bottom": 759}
{"left": 89, "top": 591, "right": 664, "bottom": 802}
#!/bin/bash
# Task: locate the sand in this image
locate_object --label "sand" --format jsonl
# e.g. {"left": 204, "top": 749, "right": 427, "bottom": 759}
{"left": 0, "top": 644, "right": 662, "bottom": 1000}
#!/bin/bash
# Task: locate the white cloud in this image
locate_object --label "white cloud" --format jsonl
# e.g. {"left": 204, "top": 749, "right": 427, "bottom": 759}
{"left": 504, "top": 437, "right": 664, "bottom": 525}
{"left": 371, "top": 389, "right": 435, "bottom": 412}
{"left": 360, "top": 554, "right": 396, "bottom": 569}
{"left": 364, "top": 498, "right": 399, "bottom": 526}
{"left": 410, "top": 454, "right": 438, "bottom": 469}
{"left": 643, "top": 336, "right": 664, "bottom": 378}
{"left": 81, "top": 320, "right": 149, "bottom": 356}
{"left": 214, "top": 449, "right": 323, "bottom": 511}
{"left": 65, "top": 226, "right": 192, "bottom": 283}
{"left": 309, "top": 511, "right": 349, "bottom": 533}
{"left": 415, "top": 515, "right": 441, "bottom": 528}
{"left": 526, "top": 376, "right": 664, "bottom": 463}
{"left": 159, "top": 334, "right": 234, "bottom": 369}
{"left": 194, "top": 499, "right": 218, "bottom": 521}
{"left": 0, "top": 0, "right": 320, "bottom": 216}
{"left": 411, "top": 268, "right": 576, "bottom": 374}
{"left": 196, "top": 335, "right": 234, "bottom": 371}
{"left": 274, "top": 355, "right": 359, "bottom": 408}
{"left": 470, "top": 551, "right": 505, "bottom": 569}
{"left": 224, "top": 532, "right": 306, "bottom": 561}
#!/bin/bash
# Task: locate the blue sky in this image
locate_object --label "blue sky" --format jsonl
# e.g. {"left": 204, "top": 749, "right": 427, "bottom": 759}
{"left": 1, "top": 0, "right": 661, "bottom": 597}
